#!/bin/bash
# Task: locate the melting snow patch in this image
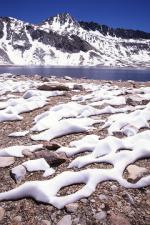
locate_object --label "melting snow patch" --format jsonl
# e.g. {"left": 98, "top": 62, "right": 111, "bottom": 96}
{"left": 0, "top": 144, "right": 43, "bottom": 157}
{"left": 0, "top": 96, "right": 47, "bottom": 122}
{"left": 0, "top": 131, "right": 149, "bottom": 208}
{"left": 104, "top": 104, "right": 150, "bottom": 136}
{"left": 31, "top": 118, "right": 100, "bottom": 141}
{"left": 0, "top": 112, "right": 22, "bottom": 122}
{"left": 23, "top": 90, "right": 64, "bottom": 99}
{"left": 31, "top": 102, "right": 102, "bottom": 132}
{"left": 8, "top": 131, "right": 29, "bottom": 137}
{"left": 22, "top": 158, "right": 55, "bottom": 177}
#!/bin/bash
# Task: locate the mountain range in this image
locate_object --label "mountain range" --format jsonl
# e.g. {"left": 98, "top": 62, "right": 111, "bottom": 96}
{"left": 0, "top": 13, "right": 150, "bottom": 67}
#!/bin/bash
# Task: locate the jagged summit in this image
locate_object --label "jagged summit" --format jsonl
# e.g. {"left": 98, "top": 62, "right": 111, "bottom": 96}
{"left": 47, "top": 13, "right": 77, "bottom": 24}
{"left": 39, "top": 13, "right": 79, "bottom": 33}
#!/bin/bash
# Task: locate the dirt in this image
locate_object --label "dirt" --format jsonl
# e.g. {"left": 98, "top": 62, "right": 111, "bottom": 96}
{"left": 0, "top": 74, "right": 149, "bottom": 225}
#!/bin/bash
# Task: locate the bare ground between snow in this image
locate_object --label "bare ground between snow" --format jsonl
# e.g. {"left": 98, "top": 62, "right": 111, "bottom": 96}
{"left": 0, "top": 75, "right": 149, "bottom": 225}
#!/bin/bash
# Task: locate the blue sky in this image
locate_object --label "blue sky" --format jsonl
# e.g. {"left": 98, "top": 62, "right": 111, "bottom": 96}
{"left": 0, "top": 0, "right": 150, "bottom": 32}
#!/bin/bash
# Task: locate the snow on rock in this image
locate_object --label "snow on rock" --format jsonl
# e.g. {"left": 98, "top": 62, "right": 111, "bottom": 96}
{"left": 67, "top": 130, "right": 150, "bottom": 168}
{"left": 0, "top": 144, "right": 43, "bottom": 157}
{"left": 134, "top": 86, "right": 150, "bottom": 94}
{"left": 31, "top": 102, "right": 101, "bottom": 132}
{"left": 23, "top": 90, "right": 64, "bottom": 99}
{"left": 3, "top": 96, "right": 47, "bottom": 114}
{"left": 64, "top": 76, "right": 73, "bottom": 81}
{"left": 22, "top": 158, "right": 55, "bottom": 177}
{"left": 0, "top": 102, "right": 8, "bottom": 110}
{"left": 0, "top": 93, "right": 18, "bottom": 101}
{"left": 57, "top": 134, "right": 100, "bottom": 157}
{"left": 0, "top": 75, "right": 66, "bottom": 123}
{"left": 22, "top": 158, "right": 50, "bottom": 172}
{"left": 0, "top": 76, "right": 150, "bottom": 209}
{"left": 31, "top": 118, "right": 99, "bottom": 141}
{"left": 0, "top": 77, "right": 39, "bottom": 95}
{"left": 72, "top": 88, "right": 124, "bottom": 103}
{"left": 31, "top": 100, "right": 129, "bottom": 133}
{"left": 0, "top": 130, "right": 149, "bottom": 208}
{"left": 0, "top": 111, "right": 22, "bottom": 123}
{"left": 89, "top": 96, "right": 126, "bottom": 107}
{"left": 0, "top": 96, "right": 47, "bottom": 122}
{"left": 43, "top": 168, "right": 55, "bottom": 177}
{"left": 10, "top": 165, "right": 27, "bottom": 183}
{"left": 103, "top": 103, "right": 150, "bottom": 136}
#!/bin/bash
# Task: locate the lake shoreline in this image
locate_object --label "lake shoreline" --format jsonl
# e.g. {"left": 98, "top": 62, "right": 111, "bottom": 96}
{"left": 0, "top": 64, "right": 150, "bottom": 71}
{"left": 0, "top": 66, "right": 150, "bottom": 81}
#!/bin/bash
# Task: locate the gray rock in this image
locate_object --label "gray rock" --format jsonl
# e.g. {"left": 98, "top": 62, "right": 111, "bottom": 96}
{"left": 44, "top": 142, "right": 61, "bottom": 151}
{"left": 50, "top": 213, "right": 56, "bottom": 222}
{"left": 111, "top": 185, "right": 118, "bottom": 192}
{"left": 38, "top": 83, "right": 70, "bottom": 91}
{"left": 0, "top": 207, "right": 5, "bottom": 221}
{"left": 80, "top": 198, "right": 88, "bottom": 204}
{"left": 73, "top": 217, "right": 80, "bottom": 225}
{"left": 100, "top": 203, "right": 106, "bottom": 209}
{"left": 11, "top": 215, "right": 22, "bottom": 225}
{"left": 99, "top": 194, "right": 108, "bottom": 201}
{"left": 109, "top": 213, "right": 131, "bottom": 225}
{"left": 65, "top": 203, "right": 78, "bottom": 213}
{"left": 42, "top": 77, "right": 50, "bottom": 82}
{"left": 22, "top": 149, "right": 33, "bottom": 158}
{"left": 34, "top": 150, "right": 67, "bottom": 167}
{"left": 122, "top": 192, "right": 134, "bottom": 205}
{"left": 146, "top": 191, "right": 150, "bottom": 205}
{"left": 124, "top": 206, "right": 132, "bottom": 214}
{"left": 146, "top": 190, "right": 150, "bottom": 195}
{"left": 94, "top": 211, "right": 107, "bottom": 221}
{"left": 117, "top": 201, "right": 122, "bottom": 208}
{"left": 41, "top": 220, "right": 51, "bottom": 225}
{"left": 64, "top": 76, "right": 72, "bottom": 81}
{"left": 57, "top": 215, "right": 72, "bottom": 225}
{"left": 10, "top": 165, "right": 26, "bottom": 183}
{"left": 73, "top": 84, "right": 84, "bottom": 91}
{"left": 0, "top": 157, "right": 15, "bottom": 167}
{"left": 126, "top": 97, "right": 136, "bottom": 106}
{"left": 127, "top": 165, "right": 148, "bottom": 181}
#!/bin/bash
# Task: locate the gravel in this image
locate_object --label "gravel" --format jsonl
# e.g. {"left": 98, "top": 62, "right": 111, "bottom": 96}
{"left": 0, "top": 75, "right": 149, "bottom": 225}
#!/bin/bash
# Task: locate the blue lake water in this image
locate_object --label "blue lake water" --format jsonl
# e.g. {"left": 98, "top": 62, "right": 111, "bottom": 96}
{"left": 0, "top": 66, "right": 150, "bottom": 81}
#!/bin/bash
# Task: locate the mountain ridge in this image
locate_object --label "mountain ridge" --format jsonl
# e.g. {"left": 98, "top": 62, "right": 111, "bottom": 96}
{"left": 0, "top": 13, "right": 150, "bottom": 67}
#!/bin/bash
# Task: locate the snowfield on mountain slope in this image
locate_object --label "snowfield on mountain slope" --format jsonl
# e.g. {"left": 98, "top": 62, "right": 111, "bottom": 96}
{"left": 0, "top": 13, "right": 150, "bottom": 67}
{"left": 0, "top": 74, "right": 149, "bottom": 225}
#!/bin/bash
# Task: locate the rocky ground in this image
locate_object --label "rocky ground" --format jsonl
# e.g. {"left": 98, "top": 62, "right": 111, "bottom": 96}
{"left": 0, "top": 74, "right": 149, "bottom": 225}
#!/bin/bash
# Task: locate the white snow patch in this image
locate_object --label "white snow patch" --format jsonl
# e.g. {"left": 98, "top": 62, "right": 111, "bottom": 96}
{"left": 31, "top": 118, "right": 100, "bottom": 141}
{"left": 0, "top": 130, "right": 149, "bottom": 208}
{"left": 104, "top": 103, "right": 150, "bottom": 136}
{"left": 8, "top": 131, "right": 29, "bottom": 137}
{"left": 22, "top": 158, "right": 55, "bottom": 177}
{"left": 0, "top": 144, "right": 43, "bottom": 157}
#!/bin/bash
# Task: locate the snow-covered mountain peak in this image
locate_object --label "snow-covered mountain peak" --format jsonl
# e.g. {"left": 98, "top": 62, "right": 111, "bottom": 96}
{"left": 51, "top": 13, "right": 77, "bottom": 23}
{"left": 0, "top": 13, "right": 150, "bottom": 67}
{"left": 39, "top": 13, "right": 80, "bottom": 34}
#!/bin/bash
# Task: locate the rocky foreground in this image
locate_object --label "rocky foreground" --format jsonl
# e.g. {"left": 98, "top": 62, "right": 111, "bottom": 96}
{"left": 0, "top": 73, "right": 149, "bottom": 225}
